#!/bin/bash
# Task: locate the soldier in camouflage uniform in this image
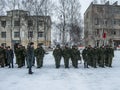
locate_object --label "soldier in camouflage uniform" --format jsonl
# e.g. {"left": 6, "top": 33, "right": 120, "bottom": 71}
{"left": 5, "top": 47, "right": 8, "bottom": 66}
{"left": 15, "top": 44, "right": 23, "bottom": 68}
{"left": 0, "top": 46, "right": 6, "bottom": 67}
{"left": 62, "top": 44, "right": 71, "bottom": 68}
{"left": 99, "top": 46, "right": 105, "bottom": 67}
{"left": 53, "top": 45, "right": 62, "bottom": 68}
{"left": 82, "top": 47, "right": 89, "bottom": 68}
{"left": 71, "top": 45, "right": 81, "bottom": 68}
{"left": 35, "top": 44, "right": 45, "bottom": 68}
{"left": 87, "top": 45, "right": 94, "bottom": 67}
{"left": 105, "top": 46, "right": 114, "bottom": 67}
{"left": 92, "top": 47, "right": 99, "bottom": 68}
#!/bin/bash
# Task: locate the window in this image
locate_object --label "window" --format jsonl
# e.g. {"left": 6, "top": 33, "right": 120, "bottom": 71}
{"left": 113, "top": 31, "right": 116, "bottom": 35}
{"left": 119, "top": 20, "right": 120, "bottom": 26}
{"left": 28, "top": 31, "right": 33, "bottom": 38}
{"left": 14, "top": 20, "right": 20, "bottom": 26}
{"left": 1, "top": 32, "right": 6, "bottom": 38}
{"left": 95, "top": 18, "right": 99, "bottom": 25}
{"left": 111, "top": 30, "right": 116, "bottom": 35}
{"left": 28, "top": 20, "right": 33, "bottom": 27}
{"left": 38, "top": 32, "right": 44, "bottom": 37}
{"left": 104, "top": 20, "right": 107, "bottom": 26}
{"left": 1, "top": 43, "right": 6, "bottom": 47}
{"left": 14, "top": 32, "right": 20, "bottom": 38}
{"left": 1, "top": 21, "right": 6, "bottom": 27}
{"left": 97, "top": 7, "right": 103, "bottom": 12}
{"left": 38, "top": 20, "right": 44, "bottom": 26}
{"left": 96, "top": 29, "right": 99, "bottom": 35}
{"left": 113, "top": 19, "right": 117, "bottom": 25}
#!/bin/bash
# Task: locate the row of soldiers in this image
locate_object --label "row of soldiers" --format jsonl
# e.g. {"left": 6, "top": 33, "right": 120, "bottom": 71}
{"left": 53, "top": 44, "right": 81, "bottom": 68}
{"left": 53, "top": 44, "right": 114, "bottom": 68}
{"left": 82, "top": 45, "right": 114, "bottom": 68}
{"left": 0, "top": 46, "right": 14, "bottom": 68}
{"left": 0, "top": 43, "right": 114, "bottom": 70}
{"left": 14, "top": 43, "right": 45, "bottom": 69}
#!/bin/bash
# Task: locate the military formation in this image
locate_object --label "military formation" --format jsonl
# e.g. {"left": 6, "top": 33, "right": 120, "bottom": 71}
{"left": 82, "top": 45, "right": 114, "bottom": 68}
{"left": 0, "top": 42, "right": 114, "bottom": 74}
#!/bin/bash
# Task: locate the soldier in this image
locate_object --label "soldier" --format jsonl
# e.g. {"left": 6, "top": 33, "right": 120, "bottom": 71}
{"left": 26, "top": 42, "right": 34, "bottom": 74}
{"left": 0, "top": 46, "right": 6, "bottom": 67}
{"left": 14, "top": 43, "right": 19, "bottom": 64}
{"left": 82, "top": 47, "right": 89, "bottom": 68}
{"left": 106, "top": 46, "right": 114, "bottom": 67}
{"left": 4, "top": 47, "right": 8, "bottom": 66}
{"left": 92, "top": 47, "right": 98, "bottom": 68}
{"left": 71, "top": 45, "right": 81, "bottom": 68}
{"left": 62, "top": 44, "right": 71, "bottom": 68}
{"left": 21, "top": 46, "right": 26, "bottom": 66}
{"left": 15, "top": 44, "right": 23, "bottom": 68}
{"left": 6, "top": 46, "right": 14, "bottom": 68}
{"left": 87, "top": 45, "right": 94, "bottom": 67}
{"left": 53, "top": 44, "right": 62, "bottom": 68}
{"left": 99, "top": 46, "right": 105, "bottom": 68}
{"left": 35, "top": 44, "right": 45, "bottom": 68}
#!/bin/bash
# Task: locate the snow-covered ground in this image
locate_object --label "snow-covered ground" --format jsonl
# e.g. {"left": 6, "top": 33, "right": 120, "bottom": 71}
{"left": 0, "top": 51, "right": 120, "bottom": 90}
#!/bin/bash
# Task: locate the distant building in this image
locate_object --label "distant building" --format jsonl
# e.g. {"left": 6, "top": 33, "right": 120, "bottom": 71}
{"left": 0, "top": 10, "right": 51, "bottom": 47}
{"left": 84, "top": 1, "right": 120, "bottom": 47}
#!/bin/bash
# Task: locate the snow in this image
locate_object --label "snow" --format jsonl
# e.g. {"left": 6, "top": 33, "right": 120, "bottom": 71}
{"left": 0, "top": 51, "right": 120, "bottom": 90}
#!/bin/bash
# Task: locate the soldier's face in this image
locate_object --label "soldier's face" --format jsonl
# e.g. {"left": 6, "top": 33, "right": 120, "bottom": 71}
{"left": 8, "top": 48, "right": 10, "bottom": 50}
{"left": 31, "top": 44, "right": 34, "bottom": 47}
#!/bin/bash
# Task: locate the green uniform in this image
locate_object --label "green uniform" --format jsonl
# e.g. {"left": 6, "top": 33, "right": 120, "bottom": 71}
{"left": 92, "top": 48, "right": 99, "bottom": 68}
{"left": 82, "top": 48, "right": 89, "bottom": 68}
{"left": 87, "top": 47, "right": 94, "bottom": 66}
{"left": 108, "top": 47, "right": 114, "bottom": 67}
{"left": 105, "top": 47, "right": 114, "bottom": 67}
{"left": 35, "top": 46, "right": 45, "bottom": 68}
{"left": 99, "top": 47, "right": 105, "bottom": 67}
{"left": 71, "top": 47, "right": 81, "bottom": 68}
{"left": 62, "top": 47, "right": 71, "bottom": 68}
{"left": 53, "top": 47, "right": 62, "bottom": 68}
{"left": 0, "top": 47, "right": 6, "bottom": 67}
{"left": 15, "top": 47, "right": 23, "bottom": 68}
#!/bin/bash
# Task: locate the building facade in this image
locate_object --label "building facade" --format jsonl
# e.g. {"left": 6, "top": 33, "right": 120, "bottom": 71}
{"left": 84, "top": 1, "right": 120, "bottom": 47}
{"left": 0, "top": 10, "right": 51, "bottom": 47}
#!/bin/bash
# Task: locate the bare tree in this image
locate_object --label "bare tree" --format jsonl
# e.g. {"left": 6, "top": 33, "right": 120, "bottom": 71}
{"left": 55, "top": 0, "right": 83, "bottom": 45}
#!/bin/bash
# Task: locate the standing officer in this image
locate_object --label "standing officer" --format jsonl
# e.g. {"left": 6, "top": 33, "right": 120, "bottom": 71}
{"left": 6, "top": 46, "right": 14, "bottom": 68}
{"left": 26, "top": 42, "right": 34, "bottom": 74}
{"left": 35, "top": 44, "right": 45, "bottom": 68}
{"left": 53, "top": 44, "right": 62, "bottom": 68}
